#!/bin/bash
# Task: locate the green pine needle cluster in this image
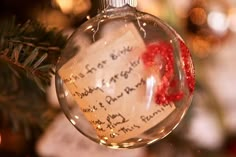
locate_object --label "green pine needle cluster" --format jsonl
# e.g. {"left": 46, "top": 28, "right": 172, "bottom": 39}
{"left": 0, "top": 17, "right": 67, "bottom": 91}
{"left": 0, "top": 16, "right": 68, "bottom": 146}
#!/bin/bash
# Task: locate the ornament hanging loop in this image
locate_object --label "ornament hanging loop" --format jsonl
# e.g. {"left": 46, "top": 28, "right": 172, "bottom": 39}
{"left": 99, "top": 0, "right": 137, "bottom": 10}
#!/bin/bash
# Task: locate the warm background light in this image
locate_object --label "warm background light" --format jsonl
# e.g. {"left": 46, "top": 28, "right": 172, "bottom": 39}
{"left": 55, "top": 0, "right": 74, "bottom": 14}
{"left": 53, "top": 0, "right": 91, "bottom": 15}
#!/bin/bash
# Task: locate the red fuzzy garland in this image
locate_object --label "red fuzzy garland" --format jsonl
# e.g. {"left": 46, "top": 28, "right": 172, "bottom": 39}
{"left": 142, "top": 40, "right": 195, "bottom": 105}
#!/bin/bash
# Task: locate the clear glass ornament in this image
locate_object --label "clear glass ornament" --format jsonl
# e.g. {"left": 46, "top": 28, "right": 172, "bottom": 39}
{"left": 55, "top": 0, "right": 195, "bottom": 149}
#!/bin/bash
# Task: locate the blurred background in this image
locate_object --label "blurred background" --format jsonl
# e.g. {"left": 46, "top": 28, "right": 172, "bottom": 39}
{"left": 0, "top": 0, "right": 236, "bottom": 156}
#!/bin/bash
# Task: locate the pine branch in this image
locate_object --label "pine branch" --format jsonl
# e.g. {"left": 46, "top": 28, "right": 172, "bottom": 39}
{"left": 0, "top": 17, "right": 66, "bottom": 154}
{"left": 0, "top": 17, "right": 67, "bottom": 91}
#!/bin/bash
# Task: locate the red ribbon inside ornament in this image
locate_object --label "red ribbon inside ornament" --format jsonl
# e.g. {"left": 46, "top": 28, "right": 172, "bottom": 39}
{"left": 142, "top": 39, "right": 195, "bottom": 105}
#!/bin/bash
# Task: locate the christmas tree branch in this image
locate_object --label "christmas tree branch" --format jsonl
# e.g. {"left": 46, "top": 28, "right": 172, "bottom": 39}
{"left": 0, "top": 17, "right": 67, "bottom": 91}
{"left": 0, "top": 45, "right": 53, "bottom": 91}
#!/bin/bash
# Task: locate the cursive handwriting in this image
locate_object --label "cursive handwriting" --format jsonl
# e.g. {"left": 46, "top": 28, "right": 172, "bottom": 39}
{"left": 105, "top": 78, "right": 145, "bottom": 106}
{"left": 140, "top": 105, "right": 173, "bottom": 123}
{"left": 85, "top": 60, "right": 107, "bottom": 75}
{"left": 98, "top": 102, "right": 107, "bottom": 111}
{"left": 62, "top": 50, "right": 140, "bottom": 91}
{"left": 110, "top": 46, "right": 133, "bottom": 60}
{"left": 90, "top": 119, "right": 106, "bottom": 125}
{"left": 82, "top": 105, "right": 98, "bottom": 113}
{"left": 105, "top": 92, "right": 124, "bottom": 105}
{"left": 118, "top": 124, "right": 141, "bottom": 134}
{"left": 73, "top": 86, "right": 104, "bottom": 99}
{"left": 63, "top": 72, "right": 85, "bottom": 83}
{"left": 90, "top": 119, "right": 106, "bottom": 132}
{"left": 101, "top": 58, "right": 141, "bottom": 86}
{"left": 106, "top": 113, "right": 129, "bottom": 129}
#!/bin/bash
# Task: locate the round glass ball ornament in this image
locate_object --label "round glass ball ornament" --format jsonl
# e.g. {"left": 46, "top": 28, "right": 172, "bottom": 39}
{"left": 55, "top": 0, "right": 195, "bottom": 149}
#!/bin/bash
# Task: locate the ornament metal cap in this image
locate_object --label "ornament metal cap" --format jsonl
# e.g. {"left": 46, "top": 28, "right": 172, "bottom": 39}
{"left": 99, "top": 0, "right": 137, "bottom": 10}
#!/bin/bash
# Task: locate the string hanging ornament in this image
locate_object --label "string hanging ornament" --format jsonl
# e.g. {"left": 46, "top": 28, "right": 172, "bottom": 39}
{"left": 55, "top": 0, "right": 195, "bottom": 149}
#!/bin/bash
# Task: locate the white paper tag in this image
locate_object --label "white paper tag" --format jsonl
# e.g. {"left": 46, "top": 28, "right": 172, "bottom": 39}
{"left": 37, "top": 114, "right": 146, "bottom": 157}
{"left": 59, "top": 23, "right": 175, "bottom": 143}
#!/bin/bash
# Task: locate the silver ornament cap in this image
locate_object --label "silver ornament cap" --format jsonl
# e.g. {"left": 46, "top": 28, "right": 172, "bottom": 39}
{"left": 99, "top": 0, "right": 137, "bottom": 10}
